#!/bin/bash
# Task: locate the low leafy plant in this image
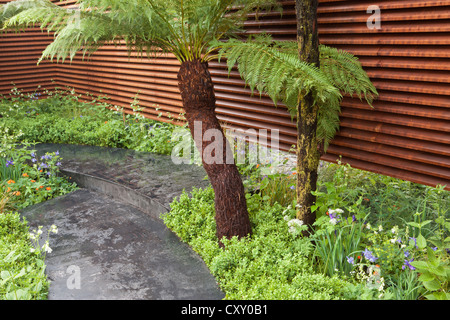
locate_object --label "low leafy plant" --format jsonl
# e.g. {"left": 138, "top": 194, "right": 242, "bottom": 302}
{"left": 411, "top": 247, "right": 450, "bottom": 300}
{"left": 162, "top": 187, "right": 372, "bottom": 300}
{"left": 310, "top": 209, "right": 367, "bottom": 278}
{"left": 0, "top": 213, "right": 51, "bottom": 300}
{"left": 1, "top": 87, "right": 179, "bottom": 155}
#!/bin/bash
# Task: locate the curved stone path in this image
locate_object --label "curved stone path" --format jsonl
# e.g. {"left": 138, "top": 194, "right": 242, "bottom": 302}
{"left": 20, "top": 143, "right": 224, "bottom": 300}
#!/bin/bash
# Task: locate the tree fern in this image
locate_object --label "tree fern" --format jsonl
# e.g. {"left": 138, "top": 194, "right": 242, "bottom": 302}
{"left": 1, "top": 0, "right": 279, "bottom": 62}
{"left": 1, "top": 1, "right": 376, "bottom": 149}
{"left": 213, "top": 35, "right": 378, "bottom": 150}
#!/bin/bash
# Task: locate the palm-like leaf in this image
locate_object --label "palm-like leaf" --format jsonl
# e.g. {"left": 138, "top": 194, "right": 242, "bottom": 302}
{"left": 213, "top": 35, "right": 378, "bottom": 149}
{"left": 1, "top": 1, "right": 376, "bottom": 149}
{"left": 1, "top": 0, "right": 279, "bottom": 62}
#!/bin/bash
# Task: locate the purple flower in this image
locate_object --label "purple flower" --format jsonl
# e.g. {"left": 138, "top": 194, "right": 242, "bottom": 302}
{"left": 346, "top": 256, "right": 355, "bottom": 265}
{"left": 352, "top": 215, "right": 357, "bottom": 223}
{"left": 6, "top": 159, "right": 14, "bottom": 167}
{"left": 56, "top": 162, "right": 62, "bottom": 166}
{"left": 289, "top": 185, "right": 295, "bottom": 190}
{"left": 362, "top": 248, "right": 378, "bottom": 263}
{"left": 55, "top": 151, "right": 59, "bottom": 156}
{"left": 402, "top": 258, "right": 416, "bottom": 271}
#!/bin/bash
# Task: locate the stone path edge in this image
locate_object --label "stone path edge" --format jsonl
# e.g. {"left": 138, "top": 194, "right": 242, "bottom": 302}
{"left": 59, "top": 168, "right": 169, "bottom": 220}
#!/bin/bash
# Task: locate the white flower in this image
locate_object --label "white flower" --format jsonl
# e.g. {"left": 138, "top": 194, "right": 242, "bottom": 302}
{"left": 41, "top": 242, "right": 52, "bottom": 254}
{"left": 366, "top": 223, "right": 371, "bottom": 230}
{"left": 328, "top": 208, "right": 344, "bottom": 215}
{"left": 288, "top": 219, "right": 304, "bottom": 228}
{"left": 329, "top": 218, "right": 337, "bottom": 225}
{"left": 391, "top": 226, "right": 399, "bottom": 234}
{"left": 50, "top": 224, "right": 58, "bottom": 234}
{"left": 288, "top": 219, "right": 304, "bottom": 233}
{"left": 378, "top": 225, "right": 383, "bottom": 232}
{"left": 30, "top": 248, "right": 36, "bottom": 253}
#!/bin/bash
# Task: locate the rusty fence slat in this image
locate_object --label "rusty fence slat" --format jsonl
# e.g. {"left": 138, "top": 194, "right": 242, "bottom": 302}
{"left": 0, "top": 0, "right": 449, "bottom": 190}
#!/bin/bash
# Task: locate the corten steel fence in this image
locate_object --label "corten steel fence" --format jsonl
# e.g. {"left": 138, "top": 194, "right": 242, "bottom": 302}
{"left": 1, "top": 0, "right": 449, "bottom": 190}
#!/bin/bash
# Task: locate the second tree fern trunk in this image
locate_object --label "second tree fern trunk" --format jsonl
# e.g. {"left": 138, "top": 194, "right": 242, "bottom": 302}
{"left": 295, "top": 0, "right": 321, "bottom": 230}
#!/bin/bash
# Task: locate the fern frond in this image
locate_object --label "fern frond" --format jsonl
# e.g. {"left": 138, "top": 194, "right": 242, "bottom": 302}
{"left": 216, "top": 37, "right": 341, "bottom": 112}
{"left": 1, "top": 0, "right": 279, "bottom": 63}
{"left": 319, "top": 45, "right": 378, "bottom": 106}
{"left": 215, "top": 35, "right": 378, "bottom": 150}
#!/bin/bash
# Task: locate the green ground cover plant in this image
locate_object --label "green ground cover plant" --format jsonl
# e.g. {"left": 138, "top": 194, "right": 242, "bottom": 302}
{"left": 0, "top": 87, "right": 178, "bottom": 155}
{"left": 1, "top": 90, "right": 449, "bottom": 300}
{"left": 0, "top": 118, "right": 77, "bottom": 300}
{"left": 163, "top": 162, "right": 449, "bottom": 300}
{"left": 0, "top": 212, "right": 51, "bottom": 300}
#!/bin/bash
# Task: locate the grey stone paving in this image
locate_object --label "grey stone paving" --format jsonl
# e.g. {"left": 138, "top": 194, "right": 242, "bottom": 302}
{"left": 20, "top": 143, "right": 224, "bottom": 300}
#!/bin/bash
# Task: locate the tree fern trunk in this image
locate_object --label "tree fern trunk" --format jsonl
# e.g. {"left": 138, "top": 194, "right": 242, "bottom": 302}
{"left": 295, "top": 0, "right": 320, "bottom": 229}
{"left": 177, "top": 59, "right": 252, "bottom": 244}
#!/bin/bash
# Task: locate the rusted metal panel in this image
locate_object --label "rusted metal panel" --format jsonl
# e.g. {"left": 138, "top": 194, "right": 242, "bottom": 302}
{"left": 0, "top": 0, "right": 449, "bottom": 191}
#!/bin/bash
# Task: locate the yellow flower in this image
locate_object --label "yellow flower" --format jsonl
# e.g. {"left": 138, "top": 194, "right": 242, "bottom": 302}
{"left": 7, "top": 180, "right": 15, "bottom": 184}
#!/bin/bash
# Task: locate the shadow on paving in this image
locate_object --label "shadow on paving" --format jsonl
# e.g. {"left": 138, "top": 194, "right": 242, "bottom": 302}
{"left": 20, "top": 143, "right": 224, "bottom": 300}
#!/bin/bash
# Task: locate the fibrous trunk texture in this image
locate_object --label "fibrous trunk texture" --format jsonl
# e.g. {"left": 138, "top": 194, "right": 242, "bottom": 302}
{"left": 177, "top": 59, "right": 252, "bottom": 244}
{"left": 295, "top": 0, "right": 321, "bottom": 229}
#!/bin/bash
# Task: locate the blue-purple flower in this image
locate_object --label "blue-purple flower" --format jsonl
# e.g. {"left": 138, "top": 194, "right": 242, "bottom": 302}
{"left": 5, "top": 159, "right": 14, "bottom": 167}
{"left": 362, "top": 248, "right": 378, "bottom": 263}
{"left": 402, "top": 258, "right": 416, "bottom": 270}
{"left": 346, "top": 256, "right": 355, "bottom": 265}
